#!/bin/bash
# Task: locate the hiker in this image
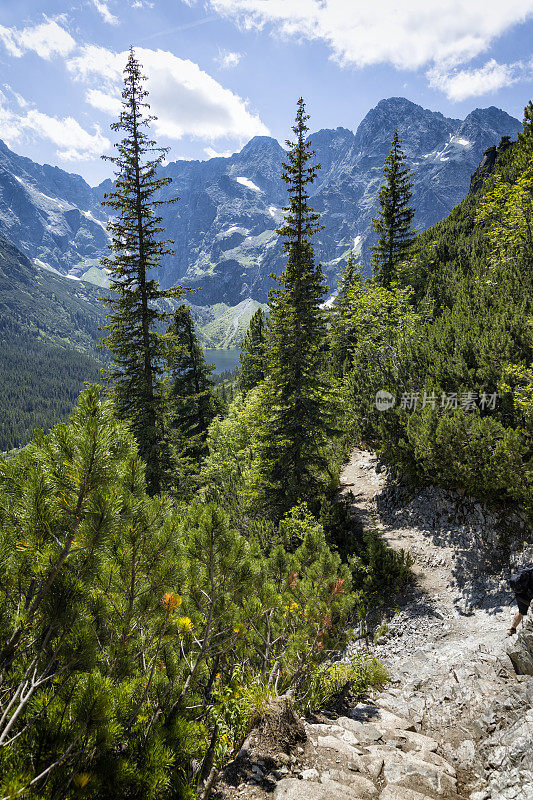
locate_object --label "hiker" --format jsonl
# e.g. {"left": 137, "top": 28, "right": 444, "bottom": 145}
{"left": 508, "top": 562, "right": 533, "bottom": 635}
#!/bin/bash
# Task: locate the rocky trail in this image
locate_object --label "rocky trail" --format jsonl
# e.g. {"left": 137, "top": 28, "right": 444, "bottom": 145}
{"left": 217, "top": 449, "right": 533, "bottom": 800}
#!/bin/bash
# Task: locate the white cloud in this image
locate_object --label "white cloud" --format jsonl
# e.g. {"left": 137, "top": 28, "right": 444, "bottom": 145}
{"left": 91, "top": 0, "right": 119, "bottom": 25}
{"left": 0, "top": 19, "right": 75, "bottom": 60}
{"left": 26, "top": 111, "right": 110, "bottom": 160}
{"left": 0, "top": 92, "right": 110, "bottom": 161}
{"left": 428, "top": 59, "right": 520, "bottom": 101}
{"left": 216, "top": 50, "right": 243, "bottom": 69}
{"left": 68, "top": 46, "right": 268, "bottom": 141}
{"left": 204, "top": 146, "right": 234, "bottom": 158}
{"left": 86, "top": 88, "right": 122, "bottom": 115}
{"left": 67, "top": 45, "right": 122, "bottom": 88}
{"left": 192, "top": 0, "right": 533, "bottom": 71}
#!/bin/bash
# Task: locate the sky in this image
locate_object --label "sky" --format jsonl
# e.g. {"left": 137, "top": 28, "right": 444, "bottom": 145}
{"left": 1, "top": 1, "right": 533, "bottom": 185}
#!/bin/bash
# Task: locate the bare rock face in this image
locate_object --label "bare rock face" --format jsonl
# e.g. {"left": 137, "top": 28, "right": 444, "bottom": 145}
{"left": 507, "top": 606, "right": 533, "bottom": 676}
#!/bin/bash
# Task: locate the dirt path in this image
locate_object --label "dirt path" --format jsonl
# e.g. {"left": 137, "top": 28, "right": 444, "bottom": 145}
{"left": 218, "top": 450, "right": 533, "bottom": 800}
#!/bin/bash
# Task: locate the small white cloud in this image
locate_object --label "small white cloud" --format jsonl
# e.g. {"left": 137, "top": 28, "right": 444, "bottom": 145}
{"left": 0, "top": 91, "right": 110, "bottom": 161}
{"left": 216, "top": 50, "right": 243, "bottom": 69}
{"left": 0, "top": 19, "right": 75, "bottom": 60}
{"left": 91, "top": 0, "right": 119, "bottom": 25}
{"left": 67, "top": 45, "right": 122, "bottom": 88}
{"left": 86, "top": 88, "right": 122, "bottom": 115}
{"left": 204, "top": 146, "right": 234, "bottom": 158}
{"left": 428, "top": 59, "right": 520, "bottom": 101}
{"left": 68, "top": 46, "right": 269, "bottom": 141}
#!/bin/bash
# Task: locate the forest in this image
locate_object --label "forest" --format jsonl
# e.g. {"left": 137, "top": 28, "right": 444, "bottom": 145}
{"left": 0, "top": 48, "right": 531, "bottom": 799}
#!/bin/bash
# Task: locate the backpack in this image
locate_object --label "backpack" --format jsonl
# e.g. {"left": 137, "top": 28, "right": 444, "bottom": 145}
{"left": 510, "top": 564, "right": 533, "bottom": 596}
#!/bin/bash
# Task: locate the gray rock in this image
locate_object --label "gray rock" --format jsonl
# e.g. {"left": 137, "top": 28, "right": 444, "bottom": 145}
{"left": 382, "top": 751, "right": 457, "bottom": 796}
{"left": 379, "top": 786, "right": 434, "bottom": 800}
{"left": 274, "top": 777, "right": 371, "bottom": 800}
{"left": 316, "top": 735, "right": 364, "bottom": 760}
{"left": 455, "top": 738, "right": 476, "bottom": 768}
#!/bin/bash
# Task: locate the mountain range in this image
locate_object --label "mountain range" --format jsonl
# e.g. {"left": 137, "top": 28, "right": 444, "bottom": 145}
{"left": 0, "top": 97, "right": 522, "bottom": 307}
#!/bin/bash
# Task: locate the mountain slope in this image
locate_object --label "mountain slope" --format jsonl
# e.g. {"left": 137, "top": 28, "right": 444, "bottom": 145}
{"left": 145, "top": 99, "right": 522, "bottom": 303}
{"left": 0, "top": 99, "right": 521, "bottom": 306}
{"left": 0, "top": 139, "right": 108, "bottom": 279}
{"left": 0, "top": 233, "right": 105, "bottom": 449}
{"left": 0, "top": 232, "right": 106, "bottom": 356}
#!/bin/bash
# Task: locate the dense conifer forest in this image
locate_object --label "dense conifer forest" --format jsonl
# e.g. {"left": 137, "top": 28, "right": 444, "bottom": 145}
{"left": 0, "top": 48, "right": 531, "bottom": 799}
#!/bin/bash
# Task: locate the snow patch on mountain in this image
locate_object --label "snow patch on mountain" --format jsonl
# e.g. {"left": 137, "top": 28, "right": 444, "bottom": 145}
{"left": 235, "top": 176, "right": 262, "bottom": 192}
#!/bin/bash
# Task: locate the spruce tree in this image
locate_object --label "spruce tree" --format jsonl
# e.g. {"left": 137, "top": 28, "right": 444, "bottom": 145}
{"left": 167, "top": 305, "right": 218, "bottom": 491}
{"left": 371, "top": 130, "right": 416, "bottom": 288}
{"left": 517, "top": 100, "right": 533, "bottom": 162}
{"left": 101, "top": 48, "right": 184, "bottom": 495}
{"left": 237, "top": 307, "right": 267, "bottom": 395}
{"left": 330, "top": 253, "right": 364, "bottom": 374}
{"left": 256, "top": 98, "right": 339, "bottom": 517}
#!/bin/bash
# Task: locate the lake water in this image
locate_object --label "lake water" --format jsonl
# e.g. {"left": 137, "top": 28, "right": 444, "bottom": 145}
{"left": 205, "top": 348, "right": 240, "bottom": 374}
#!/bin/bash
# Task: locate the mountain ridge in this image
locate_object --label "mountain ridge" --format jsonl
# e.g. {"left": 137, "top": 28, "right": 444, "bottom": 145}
{"left": 0, "top": 97, "right": 522, "bottom": 304}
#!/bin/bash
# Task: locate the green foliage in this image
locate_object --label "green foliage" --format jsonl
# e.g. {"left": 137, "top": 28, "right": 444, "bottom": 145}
{"left": 329, "top": 254, "right": 365, "bottom": 374}
{"left": 352, "top": 530, "right": 414, "bottom": 601}
{"left": 101, "top": 48, "right": 185, "bottom": 495}
{"left": 237, "top": 308, "right": 267, "bottom": 396}
{"left": 0, "top": 386, "right": 194, "bottom": 798}
{"left": 371, "top": 130, "right": 416, "bottom": 287}
{"left": 297, "top": 654, "right": 388, "bottom": 715}
{"left": 0, "top": 383, "right": 365, "bottom": 795}
{"left": 201, "top": 388, "right": 262, "bottom": 516}
{"left": 166, "top": 305, "right": 220, "bottom": 497}
{"left": 402, "top": 408, "right": 529, "bottom": 505}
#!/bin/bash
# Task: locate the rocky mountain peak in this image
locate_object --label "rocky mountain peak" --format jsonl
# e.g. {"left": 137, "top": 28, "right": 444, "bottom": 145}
{"left": 0, "top": 99, "right": 522, "bottom": 303}
{"left": 353, "top": 97, "right": 459, "bottom": 159}
{"left": 237, "top": 136, "right": 284, "bottom": 159}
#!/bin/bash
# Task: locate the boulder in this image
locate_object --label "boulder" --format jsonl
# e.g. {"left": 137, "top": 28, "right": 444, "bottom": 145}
{"left": 382, "top": 751, "right": 457, "bottom": 796}
{"left": 348, "top": 705, "right": 416, "bottom": 732}
{"left": 274, "top": 777, "right": 371, "bottom": 800}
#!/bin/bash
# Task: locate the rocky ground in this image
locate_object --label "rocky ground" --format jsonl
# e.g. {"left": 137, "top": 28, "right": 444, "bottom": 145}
{"left": 215, "top": 449, "right": 533, "bottom": 800}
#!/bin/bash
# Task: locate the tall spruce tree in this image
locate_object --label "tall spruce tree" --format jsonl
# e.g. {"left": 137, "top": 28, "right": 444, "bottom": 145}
{"left": 102, "top": 48, "right": 184, "bottom": 495}
{"left": 256, "top": 98, "right": 338, "bottom": 517}
{"left": 371, "top": 130, "right": 416, "bottom": 288}
{"left": 167, "top": 305, "right": 218, "bottom": 486}
{"left": 237, "top": 308, "right": 267, "bottom": 395}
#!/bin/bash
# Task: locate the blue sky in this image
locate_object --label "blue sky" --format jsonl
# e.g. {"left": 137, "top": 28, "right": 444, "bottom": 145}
{"left": 1, "top": 0, "right": 533, "bottom": 185}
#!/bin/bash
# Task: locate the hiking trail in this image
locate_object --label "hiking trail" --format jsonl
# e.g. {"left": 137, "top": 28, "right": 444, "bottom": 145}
{"left": 218, "top": 449, "right": 533, "bottom": 800}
